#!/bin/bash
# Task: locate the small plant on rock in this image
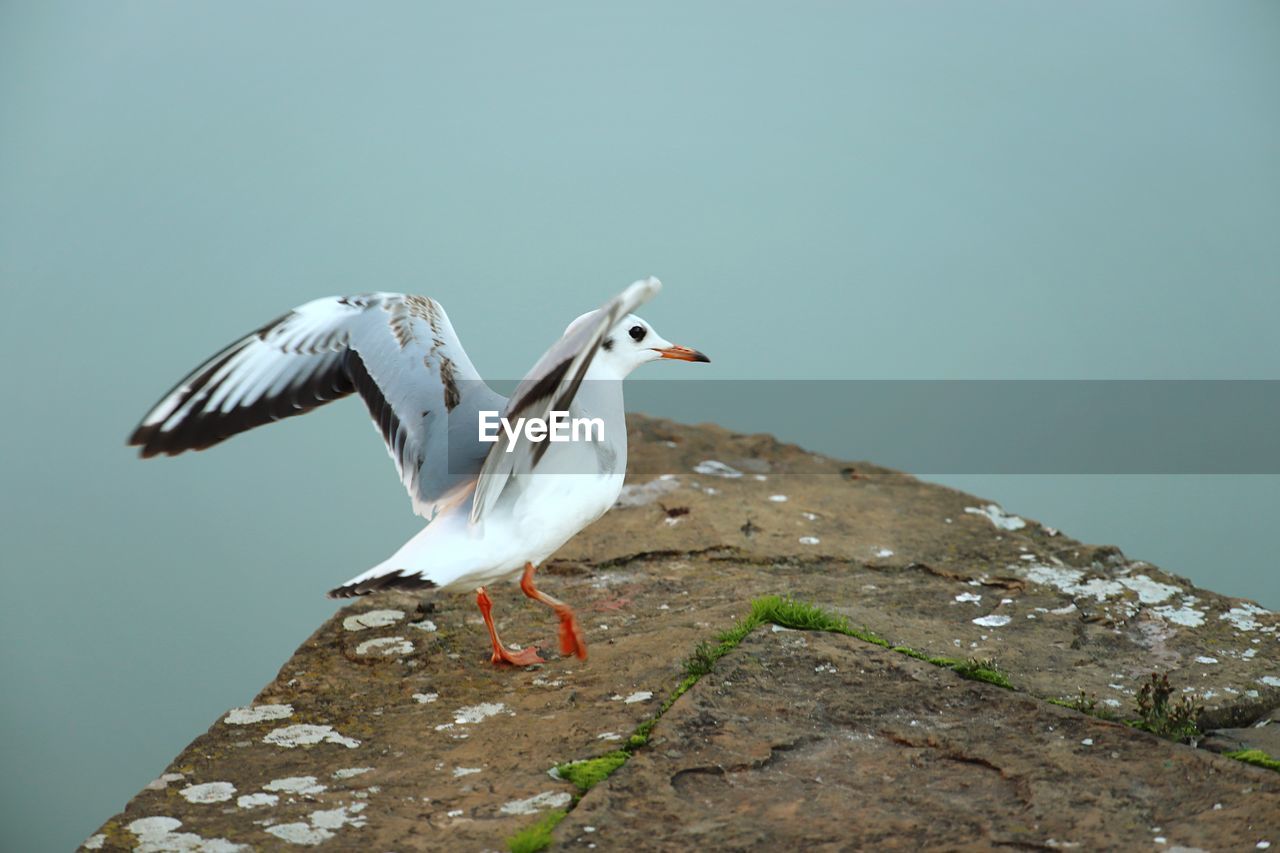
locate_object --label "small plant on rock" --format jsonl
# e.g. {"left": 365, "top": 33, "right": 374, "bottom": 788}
{"left": 1069, "top": 689, "right": 1098, "bottom": 713}
{"left": 1055, "top": 689, "right": 1098, "bottom": 713}
{"left": 950, "top": 657, "right": 1013, "bottom": 689}
{"left": 682, "top": 641, "right": 719, "bottom": 678}
{"left": 1133, "top": 672, "right": 1200, "bottom": 742}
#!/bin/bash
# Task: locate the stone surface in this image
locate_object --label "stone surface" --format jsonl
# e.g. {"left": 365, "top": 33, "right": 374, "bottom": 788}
{"left": 1202, "top": 705, "right": 1280, "bottom": 758}
{"left": 559, "top": 629, "right": 1280, "bottom": 850}
{"left": 84, "top": 415, "right": 1280, "bottom": 850}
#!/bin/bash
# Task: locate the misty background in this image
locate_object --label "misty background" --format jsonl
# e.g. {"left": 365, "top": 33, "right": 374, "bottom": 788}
{"left": 2, "top": 2, "right": 1277, "bottom": 849}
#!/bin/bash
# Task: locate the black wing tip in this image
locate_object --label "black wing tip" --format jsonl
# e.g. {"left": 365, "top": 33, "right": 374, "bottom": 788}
{"left": 128, "top": 423, "right": 170, "bottom": 457}
{"left": 327, "top": 571, "right": 437, "bottom": 599}
{"left": 127, "top": 425, "right": 166, "bottom": 458}
{"left": 127, "top": 423, "right": 222, "bottom": 458}
{"left": 127, "top": 312, "right": 357, "bottom": 462}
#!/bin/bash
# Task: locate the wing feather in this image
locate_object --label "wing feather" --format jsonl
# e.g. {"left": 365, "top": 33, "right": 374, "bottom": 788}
{"left": 128, "top": 293, "right": 504, "bottom": 518}
{"left": 468, "top": 277, "right": 661, "bottom": 523}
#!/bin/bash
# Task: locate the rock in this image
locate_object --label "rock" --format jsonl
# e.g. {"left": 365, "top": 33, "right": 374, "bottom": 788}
{"left": 1202, "top": 705, "right": 1280, "bottom": 757}
{"left": 558, "top": 629, "right": 1280, "bottom": 850}
{"left": 83, "top": 415, "right": 1280, "bottom": 851}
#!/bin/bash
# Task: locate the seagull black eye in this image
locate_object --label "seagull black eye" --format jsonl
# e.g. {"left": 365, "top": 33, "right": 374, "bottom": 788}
{"left": 628, "top": 325, "right": 646, "bottom": 342}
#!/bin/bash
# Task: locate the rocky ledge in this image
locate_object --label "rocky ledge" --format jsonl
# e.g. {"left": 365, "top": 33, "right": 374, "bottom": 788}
{"left": 86, "top": 415, "right": 1280, "bottom": 851}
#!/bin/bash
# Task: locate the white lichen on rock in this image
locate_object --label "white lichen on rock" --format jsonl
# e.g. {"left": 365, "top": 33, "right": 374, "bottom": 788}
{"left": 313, "top": 804, "right": 367, "bottom": 829}
{"left": 692, "top": 460, "right": 743, "bottom": 478}
{"left": 265, "top": 823, "right": 330, "bottom": 846}
{"left": 236, "top": 793, "right": 278, "bottom": 809}
{"left": 1222, "top": 603, "right": 1271, "bottom": 632}
{"left": 342, "top": 610, "right": 405, "bottom": 631}
{"left": 499, "top": 791, "right": 573, "bottom": 816}
{"left": 355, "top": 636, "right": 413, "bottom": 656}
{"left": 333, "top": 767, "right": 372, "bottom": 780}
{"left": 263, "top": 724, "right": 361, "bottom": 749}
{"left": 144, "top": 772, "right": 185, "bottom": 791}
{"left": 1116, "top": 574, "right": 1181, "bottom": 604}
{"left": 973, "top": 614, "right": 1012, "bottom": 628}
{"left": 1024, "top": 565, "right": 1189, "bottom": 606}
{"left": 1022, "top": 565, "right": 1123, "bottom": 602}
{"left": 1151, "top": 598, "right": 1207, "bottom": 627}
{"left": 264, "top": 775, "right": 327, "bottom": 795}
{"left": 452, "top": 702, "right": 509, "bottom": 724}
{"left": 179, "top": 781, "right": 236, "bottom": 804}
{"left": 264, "top": 803, "right": 367, "bottom": 847}
{"left": 964, "top": 504, "right": 1026, "bottom": 531}
{"left": 127, "top": 816, "right": 245, "bottom": 852}
{"left": 224, "top": 704, "right": 294, "bottom": 725}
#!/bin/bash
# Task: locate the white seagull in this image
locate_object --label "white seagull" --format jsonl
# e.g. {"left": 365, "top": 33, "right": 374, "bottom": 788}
{"left": 129, "top": 278, "right": 708, "bottom": 665}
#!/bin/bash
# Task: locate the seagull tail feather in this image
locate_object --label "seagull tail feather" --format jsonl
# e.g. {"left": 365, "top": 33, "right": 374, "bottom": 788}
{"left": 326, "top": 570, "right": 437, "bottom": 599}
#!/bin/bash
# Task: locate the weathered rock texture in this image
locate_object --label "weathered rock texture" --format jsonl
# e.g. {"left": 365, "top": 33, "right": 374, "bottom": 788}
{"left": 561, "top": 629, "right": 1280, "bottom": 851}
{"left": 86, "top": 416, "right": 1280, "bottom": 851}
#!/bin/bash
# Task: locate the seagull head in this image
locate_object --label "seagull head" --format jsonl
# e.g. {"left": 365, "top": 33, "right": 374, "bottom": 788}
{"left": 566, "top": 312, "right": 710, "bottom": 377}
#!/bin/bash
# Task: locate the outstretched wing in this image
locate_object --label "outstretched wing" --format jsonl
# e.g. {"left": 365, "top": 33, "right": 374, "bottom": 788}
{"left": 469, "top": 277, "right": 661, "bottom": 524}
{"left": 129, "top": 293, "right": 505, "bottom": 518}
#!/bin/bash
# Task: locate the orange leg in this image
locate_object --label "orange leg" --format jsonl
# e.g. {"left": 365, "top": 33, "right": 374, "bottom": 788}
{"left": 476, "top": 586, "right": 544, "bottom": 666}
{"left": 520, "top": 562, "right": 588, "bottom": 660}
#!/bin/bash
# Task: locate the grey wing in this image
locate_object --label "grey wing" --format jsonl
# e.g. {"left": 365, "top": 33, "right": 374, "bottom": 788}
{"left": 129, "top": 293, "right": 506, "bottom": 519}
{"left": 469, "top": 277, "right": 661, "bottom": 523}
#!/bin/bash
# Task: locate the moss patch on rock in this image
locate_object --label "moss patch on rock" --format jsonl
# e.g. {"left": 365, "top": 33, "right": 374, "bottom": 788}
{"left": 506, "top": 809, "right": 567, "bottom": 853}
{"left": 555, "top": 751, "right": 630, "bottom": 793}
{"left": 686, "top": 594, "right": 887, "bottom": 680}
{"left": 892, "top": 646, "right": 1013, "bottom": 689}
{"left": 1225, "top": 749, "right": 1280, "bottom": 773}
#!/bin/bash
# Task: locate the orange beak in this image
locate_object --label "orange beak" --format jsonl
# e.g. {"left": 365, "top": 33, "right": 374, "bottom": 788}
{"left": 654, "top": 344, "right": 710, "bottom": 363}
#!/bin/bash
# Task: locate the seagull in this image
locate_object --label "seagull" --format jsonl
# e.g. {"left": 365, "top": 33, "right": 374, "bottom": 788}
{"left": 129, "top": 278, "right": 708, "bottom": 665}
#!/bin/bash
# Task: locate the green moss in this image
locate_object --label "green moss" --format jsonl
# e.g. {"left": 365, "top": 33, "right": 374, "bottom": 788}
{"left": 682, "top": 641, "right": 719, "bottom": 678}
{"left": 949, "top": 657, "right": 1013, "bottom": 689}
{"left": 1225, "top": 749, "right": 1280, "bottom": 773}
{"left": 749, "top": 595, "right": 889, "bottom": 646}
{"left": 506, "top": 809, "right": 568, "bottom": 853}
{"left": 891, "top": 647, "right": 1012, "bottom": 689}
{"left": 555, "top": 751, "right": 630, "bottom": 793}
{"left": 670, "top": 673, "right": 699, "bottom": 703}
{"left": 629, "top": 717, "right": 656, "bottom": 748}
{"left": 1047, "top": 690, "right": 1098, "bottom": 714}
{"left": 681, "top": 595, "right": 889, "bottom": 685}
